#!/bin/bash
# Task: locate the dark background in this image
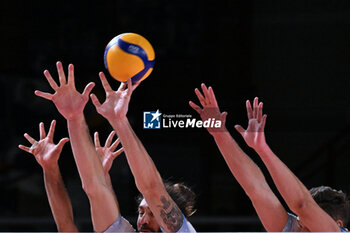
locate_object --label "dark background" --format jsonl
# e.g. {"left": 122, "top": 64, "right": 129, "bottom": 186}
{"left": 1, "top": 0, "right": 350, "bottom": 231}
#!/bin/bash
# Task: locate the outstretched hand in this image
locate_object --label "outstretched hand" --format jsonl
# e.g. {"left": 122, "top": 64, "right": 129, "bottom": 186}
{"left": 235, "top": 97, "right": 267, "bottom": 151}
{"left": 90, "top": 73, "right": 139, "bottom": 122}
{"left": 94, "top": 131, "right": 124, "bottom": 174}
{"left": 18, "top": 120, "right": 69, "bottom": 169}
{"left": 35, "top": 62, "right": 95, "bottom": 120}
{"left": 189, "top": 83, "right": 227, "bottom": 135}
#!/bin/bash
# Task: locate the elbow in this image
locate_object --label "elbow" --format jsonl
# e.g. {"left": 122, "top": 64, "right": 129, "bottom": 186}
{"left": 246, "top": 181, "right": 271, "bottom": 202}
{"left": 136, "top": 179, "right": 163, "bottom": 196}
{"left": 290, "top": 198, "right": 311, "bottom": 216}
{"left": 58, "top": 223, "right": 78, "bottom": 232}
{"left": 135, "top": 170, "right": 164, "bottom": 195}
{"left": 82, "top": 178, "right": 108, "bottom": 199}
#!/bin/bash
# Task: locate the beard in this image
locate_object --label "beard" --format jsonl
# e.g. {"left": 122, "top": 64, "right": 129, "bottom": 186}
{"left": 138, "top": 224, "right": 161, "bottom": 232}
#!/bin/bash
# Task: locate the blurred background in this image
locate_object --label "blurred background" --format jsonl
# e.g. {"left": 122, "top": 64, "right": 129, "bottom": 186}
{"left": 1, "top": 0, "right": 350, "bottom": 231}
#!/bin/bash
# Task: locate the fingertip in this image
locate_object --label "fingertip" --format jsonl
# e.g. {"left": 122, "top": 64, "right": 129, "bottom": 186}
{"left": 86, "top": 82, "right": 95, "bottom": 91}
{"left": 34, "top": 90, "right": 42, "bottom": 97}
{"left": 234, "top": 125, "right": 244, "bottom": 133}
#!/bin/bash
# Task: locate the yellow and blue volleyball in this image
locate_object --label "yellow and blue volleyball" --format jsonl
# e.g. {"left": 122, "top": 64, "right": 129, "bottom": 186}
{"left": 104, "top": 33, "right": 155, "bottom": 83}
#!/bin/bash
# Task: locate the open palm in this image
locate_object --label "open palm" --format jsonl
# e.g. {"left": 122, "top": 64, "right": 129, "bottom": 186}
{"left": 90, "top": 72, "right": 139, "bottom": 121}
{"left": 19, "top": 120, "right": 69, "bottom": 169}
{"left": 189, "top": 83, "right": 227, "bottom": 135}
{"left": 235, "top": 97, "right": 267, "bottom": 150}
{"left": 35, "top": 62, "right": 95, "bottom": 120}
{"left": 94, "top": 131, "right": 124, "bottom": 174}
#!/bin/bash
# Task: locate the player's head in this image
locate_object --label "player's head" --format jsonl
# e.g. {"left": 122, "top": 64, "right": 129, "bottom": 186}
{"left": 310, "top": 186, "right": 350, "bottom": 227}
{"left": 136, "top": 182, "right": 196, "bottom": 232}
{"left": 137, "top": 198, "right": 162, "bottom": 232}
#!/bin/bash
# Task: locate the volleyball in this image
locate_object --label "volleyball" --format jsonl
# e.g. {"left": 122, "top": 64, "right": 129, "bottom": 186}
{"left": 104, "top": 33, "right": 155, "bottom": 83}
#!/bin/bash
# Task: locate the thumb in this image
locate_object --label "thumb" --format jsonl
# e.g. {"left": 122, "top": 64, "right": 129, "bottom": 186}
{"left": 221, "top": 112, "right": 228, "bottom": 122}
{"left": 90, "top": 94, "right": 102, "bottom": 110}
{"left": 83, "top": 82, "right": 95, "bottom": 100}
{"left": 113, "top": 147, "right": 124, "bottom": 159}
{"left": 260, "top": 114, "right": 267, "bottom": 131}
{"left": 57, "top": 138, "right": 70, "bottom": 149}
{"left": 234, "top": 125, "right": 245, "bottom": 137}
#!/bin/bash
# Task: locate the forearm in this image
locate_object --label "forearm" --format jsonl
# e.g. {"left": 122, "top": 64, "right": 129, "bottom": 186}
{"left": 213, "top": 131, "right": 269, "bottom": 196}
{"left": 104, "top": 172, "right": 119, "bottom": 208}
{"left": 68, "top": 116, "right": 120, "bottom": 232}
{"left": 255, "top": 143, "right": 313, "bottom": 214}
{"left": 213, "top": 132, "right": 287, "bottom": 232}
{"left": 109, "top": 117, "right": 163, "bottom": 194}
{"left": 43, "top": 165, "right": 78, "bottom": 232}
{"left": 255, "top": 143, "right": 343, "bottom": 231}
{"left": 67, "top": 114, "right": 107, "bottom": 190}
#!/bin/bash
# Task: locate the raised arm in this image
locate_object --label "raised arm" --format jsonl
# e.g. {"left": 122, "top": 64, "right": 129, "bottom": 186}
{"left": 35, "top": 62, "right": 119, "bottom": 232}
{"left": 91, "top": 73, "right": 184, "bottom": 232}
{"left": 94, "top": 131, "right": 124, "bottom": 205}
{"left": 235, "top": 97, "right": 340, "bottom": 232}
{"left": 19, "top": 120, "right": 78, "bottom": 232}
{"left": 189, "top": 84, "right": 287, "bottom": 232}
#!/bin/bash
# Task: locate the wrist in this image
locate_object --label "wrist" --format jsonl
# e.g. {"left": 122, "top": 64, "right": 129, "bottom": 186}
{"left": 42, "top": 163, "right": 60, "bottom": 174}
{"left": 102, "top": 112, "right": 127, "bottom": 125}
{"left": 253, "top": 141, "right": 269, "bottom": 154}
{"left": 109, "top": 116, "right": 129, "bottom": 129}
{"left": 211, "top": 129, "right": 230, "bottom": 139}
{"left": 66, "top": 113, "right": 85, "bottom": 123}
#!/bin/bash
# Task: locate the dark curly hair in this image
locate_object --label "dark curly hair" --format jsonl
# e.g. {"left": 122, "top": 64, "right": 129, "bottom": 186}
{"left": 310, "top": 186, "right": 350, "bottom": 227}
{"left": 137, "top": 182, "right": 196, "bottom": 218}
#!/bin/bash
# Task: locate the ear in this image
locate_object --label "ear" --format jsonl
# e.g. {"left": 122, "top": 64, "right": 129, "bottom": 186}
{"left": 336, "top": 219, "right": 344, "bottom": 227}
